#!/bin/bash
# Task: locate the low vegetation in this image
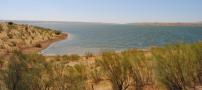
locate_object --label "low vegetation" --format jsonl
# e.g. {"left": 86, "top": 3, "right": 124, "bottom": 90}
{"left": 0, "top": 22, "right": 64, "bottom": 54}
{"left": 0, "top": 42, "right": 202, "bottom": 90}
{"left": 1, "top": 22, "right": 202, "bottom": 90}
{"left": 0, "top": 52, "right": 87, "bottom": 90}
{"left": 0, "top": 43, "right": 202, "bottom": 90}
{"left": 152, "top": 43, "right": 202, "bottom": 90}
{"left": 97, "top": 52, "right": 131, "bottom": 90}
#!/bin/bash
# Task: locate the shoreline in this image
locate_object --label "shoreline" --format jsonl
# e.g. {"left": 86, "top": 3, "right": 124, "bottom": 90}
{"left": 21, "top": 33, "right": 68, "bottom": 54}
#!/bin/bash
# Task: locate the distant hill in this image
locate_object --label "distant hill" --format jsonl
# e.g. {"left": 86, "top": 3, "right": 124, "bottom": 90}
{"left": 197, "top": 21, "right": 202, "bottom": 23}
{"left": 0, "top": 20, "right": 120, "bottom": 25}
{"left": 0, "top": 22, "right": 67, "bottom": 55}
{"left": 128, "top": 22, "right": 202, "bottom": 26}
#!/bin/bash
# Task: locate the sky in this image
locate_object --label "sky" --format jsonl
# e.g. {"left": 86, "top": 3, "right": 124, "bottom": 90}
{"left": 0, "top": 0, "right": 202, "bottom": 23}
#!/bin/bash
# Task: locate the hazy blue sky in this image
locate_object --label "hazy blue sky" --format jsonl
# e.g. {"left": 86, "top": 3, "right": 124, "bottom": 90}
{"left": 0, "top": 0, "right": 202, "bottom": 23}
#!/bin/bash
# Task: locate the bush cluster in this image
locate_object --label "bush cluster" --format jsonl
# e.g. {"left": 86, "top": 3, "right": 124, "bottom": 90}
{"left": 0, "top": 52, "right": 87, "bottom": 90}
{"left": 0, "top": 42, "right": 202, "bottom": 90}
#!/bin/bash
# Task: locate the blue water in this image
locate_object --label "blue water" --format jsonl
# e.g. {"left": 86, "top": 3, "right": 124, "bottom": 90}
{"left": 16, "top": 22, "right": 202, "bottom": 55}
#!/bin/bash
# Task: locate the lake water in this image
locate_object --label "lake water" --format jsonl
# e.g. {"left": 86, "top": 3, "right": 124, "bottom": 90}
{"left": 17, "top": 22, "right": 202, "bottom": 55}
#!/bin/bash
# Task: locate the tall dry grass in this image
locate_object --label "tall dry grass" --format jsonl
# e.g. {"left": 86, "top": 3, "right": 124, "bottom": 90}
{"left": 97, "top": 50, "right": 155, "bottom": 90}
{"left": 1, "top": 51, "right": 87, "bottom": 90}
{"left": 0, "top": 42, "right": 202, "bottom": 90}
{"left": 152, "top": 42, "right": 202, "bottom": 90}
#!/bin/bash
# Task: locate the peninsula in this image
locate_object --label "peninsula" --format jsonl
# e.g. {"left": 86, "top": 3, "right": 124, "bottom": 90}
{"left": 0, "top": 22, "right": 67, "bottom": 55}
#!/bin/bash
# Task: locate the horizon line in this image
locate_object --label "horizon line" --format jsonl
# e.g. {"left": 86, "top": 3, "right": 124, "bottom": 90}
{"left": 0, "top": 19, "right": 202, "bottom": 24}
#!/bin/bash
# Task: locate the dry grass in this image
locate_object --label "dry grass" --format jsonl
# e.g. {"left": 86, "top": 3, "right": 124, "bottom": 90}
{"left": 0, "top": 42, "right": 202, "bottom": 90}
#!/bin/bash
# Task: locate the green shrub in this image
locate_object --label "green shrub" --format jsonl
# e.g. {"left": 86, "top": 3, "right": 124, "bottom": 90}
{"left": 3, "top": 52, "right": 48, "bottom": 90}
{"left": 122, "top": 49, "right": 154, "bottom": 90}
{"left": 90, "top": 68, "right": 102, "bottom": 84}
{"left": 7, "top": 22, "right": 14, "bottom": 25}
{"left": 97, "top": 51, "right": 131, "bottom": 90}
{"left": 44, "top": 63, "right": 87, "bottom": 90}
{"left": 54, "top": 30, "right": 62, "bottom": 35}
{"left": 0, "top": 25, "right": 2, "bottom": 31}
{"left": 2, "top": 42, "right": 202, "bottom": 90}
{"left": 7, "top": 22, "right": 17, "bottom": 29}
{"left": 53, "top": 55, "right": 80, "bottom": 63}
{"left": 69, "top": 54, "right": 80, "bottom": 61}
{"left": 152, "top": 43, "right": 202, "bottom": 90}
{"left": 2, "top": 52, "right": 86, "bottom": 90}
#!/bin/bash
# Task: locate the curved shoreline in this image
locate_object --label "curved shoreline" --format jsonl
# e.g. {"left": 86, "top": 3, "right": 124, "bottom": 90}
{"left": 21, "top": 33, "right": 68, "bottom": 54}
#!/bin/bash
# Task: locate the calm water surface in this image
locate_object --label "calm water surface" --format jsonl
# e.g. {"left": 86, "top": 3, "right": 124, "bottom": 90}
{"left": 17, "top": 22, "right": 202, "bottom": 55}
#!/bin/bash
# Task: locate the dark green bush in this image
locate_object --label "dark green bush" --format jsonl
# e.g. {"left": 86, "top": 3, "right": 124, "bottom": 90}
{"left": 7, "top": 22, "right": 18, "bottom": 30}
{"left": 7, "top": 22, "right": 14, "bottom": 25}
{"left": 54, "top": 30, "right": 62, "bottom": 35}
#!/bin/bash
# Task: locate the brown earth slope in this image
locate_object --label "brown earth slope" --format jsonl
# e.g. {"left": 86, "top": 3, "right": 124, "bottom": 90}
{"left": 0, "top": 22, "right": 67, "bottom": 55}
